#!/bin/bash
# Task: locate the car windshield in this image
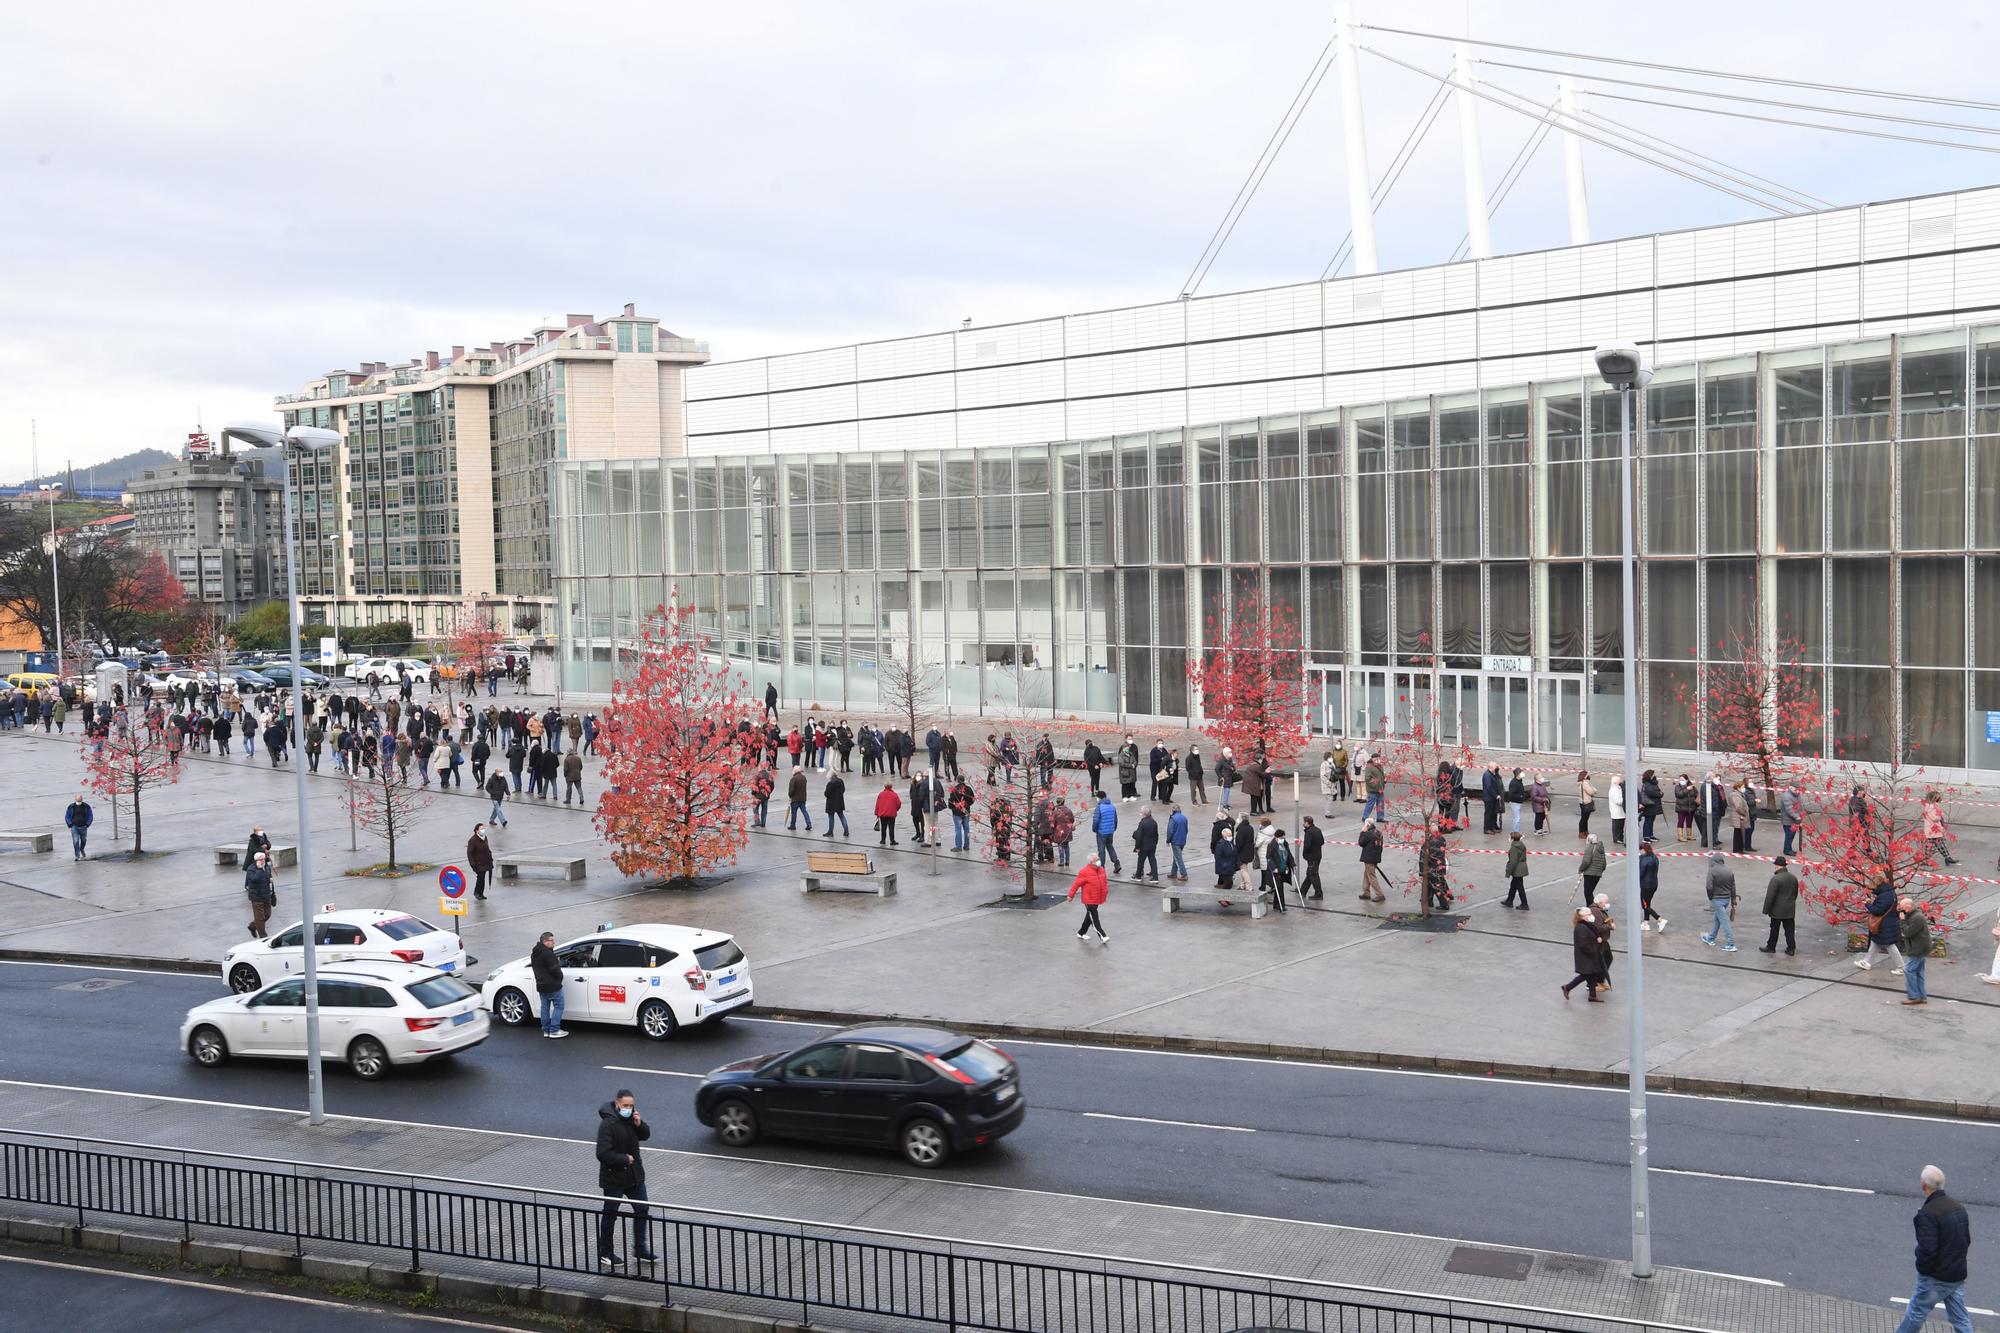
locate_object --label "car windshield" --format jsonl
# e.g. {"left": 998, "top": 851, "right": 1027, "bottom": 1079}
{"left": 694, "top": 940, "right": 745, "bottom": 971}
{"left": 406, "top": 975, "right": 477, "bottom": 1009}
{"left": 940, "top": 1039, "right": 1012, "bottom": 1084}
{"left": 373, "top": 916, "right": 431, "bottom": 941}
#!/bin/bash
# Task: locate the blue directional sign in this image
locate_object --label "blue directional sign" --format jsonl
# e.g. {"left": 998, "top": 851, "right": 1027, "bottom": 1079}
{"left": 438, "top": 865, "right": 467, "bottom": 898}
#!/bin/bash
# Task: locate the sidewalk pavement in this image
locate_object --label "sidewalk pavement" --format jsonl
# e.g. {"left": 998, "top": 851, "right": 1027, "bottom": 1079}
{"left": 0, "top": 1081, "right": 1914, "bottom": 1333}
{"left": 3, "top": 728, "right": 2000, "bottom": 1115}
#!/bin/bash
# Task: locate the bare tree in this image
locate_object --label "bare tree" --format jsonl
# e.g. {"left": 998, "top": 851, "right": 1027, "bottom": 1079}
{"left": 878, "top": 650, "right": 943, "bottom": 752}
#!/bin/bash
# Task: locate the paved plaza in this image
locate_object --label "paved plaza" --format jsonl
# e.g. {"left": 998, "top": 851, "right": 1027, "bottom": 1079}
{"left": 4, "top": 712, "right": 1998, "bottom": 1116}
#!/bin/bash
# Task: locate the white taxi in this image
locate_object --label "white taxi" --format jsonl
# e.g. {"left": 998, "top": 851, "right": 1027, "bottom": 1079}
{"left": 223, "top": 909, "right": 466, "bottom": 994}
{"left": 480, "top": 923, "right": 752, "bottom": 1041}
{"left": 182, "top": 962, "right": 489, "bottom": 1080}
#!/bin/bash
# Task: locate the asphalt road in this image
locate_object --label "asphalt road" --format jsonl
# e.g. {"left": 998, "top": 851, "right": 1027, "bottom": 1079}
{"left": 0, "top": 1248, "right": 526, "bottom": 1331}
{"left": 0, "top": 958, "right": 1993, "bottom": 1317}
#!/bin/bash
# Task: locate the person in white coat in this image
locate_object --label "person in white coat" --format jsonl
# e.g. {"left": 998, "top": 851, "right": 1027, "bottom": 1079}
{"left": 1608, "top": 776, "right": 1628, "bottom": 847}
{"left": 1318, "top": 751, "right": 1341, "bottom": 818}
{"left": 1985, "top": 922, "right": 2000, "bottom": 986}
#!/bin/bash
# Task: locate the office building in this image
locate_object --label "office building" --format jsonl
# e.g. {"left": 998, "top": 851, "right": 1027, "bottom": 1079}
{"left": 126, "top": 449, "right": 285, "bottom": 616}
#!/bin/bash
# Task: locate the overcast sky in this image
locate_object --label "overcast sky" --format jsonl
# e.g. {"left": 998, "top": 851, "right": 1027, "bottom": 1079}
{"left": 3, "top": 0, "right": 1995, "bottom": 478}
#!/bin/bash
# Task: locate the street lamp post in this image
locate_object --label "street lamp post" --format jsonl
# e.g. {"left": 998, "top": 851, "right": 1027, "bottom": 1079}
{"left": 225, "top": 421, "right": 341, "bottom": 1125}
{"left": 39, "top": 484, "right": 63, "bottom": 682}
{"left": 1594, "top": 342, "right": 1655, "bottom": 1279}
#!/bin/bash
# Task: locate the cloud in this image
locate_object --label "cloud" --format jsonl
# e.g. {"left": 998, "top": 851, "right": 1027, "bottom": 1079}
{"left": 1, "top": 0, "right": 1993, "bottom": 476}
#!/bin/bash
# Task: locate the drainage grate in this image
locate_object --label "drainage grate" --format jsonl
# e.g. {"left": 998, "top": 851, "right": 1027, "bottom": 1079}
{"left": 1443, "top": 1245, "right": 1535, "bottom": 1281}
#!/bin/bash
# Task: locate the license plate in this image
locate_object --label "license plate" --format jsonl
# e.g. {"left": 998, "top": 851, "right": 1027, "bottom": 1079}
{"left": 437, "top": 961, "right": 456, "bottom": 972}
{"left": 715, "top": 973, "right": 737, "bottom": 987}
{"left": 452, "top": 1011, "right": 476, "bottom": 1025}
{"left": 996, "top": 1084, "right": 1018, "bottom": 1102}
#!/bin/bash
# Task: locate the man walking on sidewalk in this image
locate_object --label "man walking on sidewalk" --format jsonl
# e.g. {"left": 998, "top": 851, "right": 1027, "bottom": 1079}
{"left": 595, "top": 1090, "right": 657, "bottom": 1269}
{"left": 1699, "top": 851, "right": 1739, "bottom": 951}
{"left": 873, "top": 781, "right": 901, "bottom": 846}
{"left": 1067, "top": 858, "right": 1109, "bottom": 944}
{"left": 1166, "top": 804, "right": 1191, "bottom": 882}
{"left": 786, "top": 767, "right": 813, "bottom": 831}
{"left": 64, "top": 793, "right": 93, "bottom": 860}
{"left": 1893, "top": 1165, "right": 1973, "bottom": 1333}
{"left": 244, "top": 852, "right": 276, "bottom": 938}
{"left": 532, "top": 931, "right": 567, "bottom": 1038}
{"left": 1132, "top": 807, "right": 1160, "bottom": 882}
{"left": 1091, "top": 791, "right": 1122, "bottom": 874}
{"left": 1901, "top": 898, "right": 1934, "bottom": 1006}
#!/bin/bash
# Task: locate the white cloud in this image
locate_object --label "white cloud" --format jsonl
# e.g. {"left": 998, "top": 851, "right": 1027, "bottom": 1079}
{"left": 2, "top": 0, "right": 1995, "bottom": 475}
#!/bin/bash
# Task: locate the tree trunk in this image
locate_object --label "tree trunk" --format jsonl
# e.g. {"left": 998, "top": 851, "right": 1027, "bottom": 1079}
{"left": 131, "top": 785, "right": 142, "bottom": 855}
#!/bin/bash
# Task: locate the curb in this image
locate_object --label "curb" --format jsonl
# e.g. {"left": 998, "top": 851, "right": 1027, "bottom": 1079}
{"left": 751, "top": 1004, "right": 2000, "bottom": 1124}
{"left": 10, "top": 949, "right": 1998, "bottom": 1124}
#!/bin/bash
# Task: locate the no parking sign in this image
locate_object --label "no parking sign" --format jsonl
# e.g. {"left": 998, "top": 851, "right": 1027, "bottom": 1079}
{"left": 438, "top": 864, "right": 467, "bottom": 918}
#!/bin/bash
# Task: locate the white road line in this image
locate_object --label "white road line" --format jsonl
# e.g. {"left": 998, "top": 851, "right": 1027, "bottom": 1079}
{"left": 1651, "top": 1166, "right": 1873, "bottom": 1195}
{"left": 1676, "top": 1265, "right": 1786, "bottom": 1288}
{"left": 0, "top": 958, "right": 213, "bottom": 978}
{"left": 1082, "top": 1111, "right": 1254, "bottom": 1133}
{"left": 1893, "top": 1296, "right": 2000, "bottom": 1316}
{"left": 0, "top": 1251, "right": 519, "bottom": 1327}
{"left": 605, "top": 1065, "right": 702, "bottom": 1078}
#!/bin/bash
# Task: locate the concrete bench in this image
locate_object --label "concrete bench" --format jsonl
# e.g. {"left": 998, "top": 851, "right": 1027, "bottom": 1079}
{"left": 1161, "top": 882, "right": 1273, "bottom": 920}
{"left": 0, "top": 831, "right": 54, "bottom": 854}
{"left": 498, "top": 853, "right": 587, "bottom": 882}
{"left": 801, "top": 850, "right": 897, "bottom": 897}
{"left": 214, "top": 844, "right": 298, "bottom": 869}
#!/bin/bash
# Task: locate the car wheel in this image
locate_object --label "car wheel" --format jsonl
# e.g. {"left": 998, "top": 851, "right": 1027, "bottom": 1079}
{"left": 493, "top": 987, "right": 530, "bottom": 1026}
{"left": 227, "top": 963, "right": 262, "bottom": 994}
{"left": 188, "top": 1025, "right": 229, "bottom": 1067}
{"left": 348, "top": 1036, "right": 390, "bottom": 1081}
{"left": 713, "top": 1098, "right": 759, "bottom": 1148}
{"left": 637, "top": 999, "right": 677, "bottom": 1041}
{"left": 900, "top": 1117, "right": 951, "bottom": 1169}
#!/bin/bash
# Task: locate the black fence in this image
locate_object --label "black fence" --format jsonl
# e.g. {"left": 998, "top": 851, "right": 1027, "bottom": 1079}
{"left": 0, "top": 1136, "right": 1594, "bottom": 1333}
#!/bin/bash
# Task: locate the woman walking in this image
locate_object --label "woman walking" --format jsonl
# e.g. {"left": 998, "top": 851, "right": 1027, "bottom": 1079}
{"left": 1921, "top": 791, "right": 1958, "bottom": 866}
{"left": 1673, "top": 775, "right": 1698, "bottom": 843}
{"left": 1066, "top": 859, "right": 1109, "bottom": 944}
{"left": 1576, "top": 771, "right": 1596, "bottom": 839}
{"left": 1529, "top": 774, "right": 1550, "bottom": 836}
{"left": 1562, "top": 908, "right": 1606, "bottom": 1002}
{"left": 1638, "top": 840, "right": 1663, "bottom": 931}
{"left": 1638, "top": 770, "right": 1663, "bottom": 845}
{"left": 1501, "top": 831, "right": 1529, "bottom": 910}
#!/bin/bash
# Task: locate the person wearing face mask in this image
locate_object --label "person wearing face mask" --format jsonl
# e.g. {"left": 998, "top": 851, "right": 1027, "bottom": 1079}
{"left": 466, "top": 823, "right": 495, "bottom": 900}
{"left": 595, "top": 1089, "right": 657, "bottom": 1269}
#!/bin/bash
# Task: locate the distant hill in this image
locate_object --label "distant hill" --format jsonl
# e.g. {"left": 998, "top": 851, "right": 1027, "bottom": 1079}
{"left": 8, "top": 448, "right": 178, "bottom": 492}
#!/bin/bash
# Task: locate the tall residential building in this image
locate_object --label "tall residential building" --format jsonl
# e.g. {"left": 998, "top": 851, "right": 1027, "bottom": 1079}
{"left": 275, "top": 304, "right": 707, "bottom": 636}
{"left": 126, "top": 448, "right": 286, "bottom": 617}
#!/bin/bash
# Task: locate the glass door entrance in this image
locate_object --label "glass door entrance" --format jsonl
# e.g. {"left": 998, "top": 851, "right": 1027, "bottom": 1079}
{"left": 1486, "top": 675, "right": 1530, "bottom": 751}
{"left": 1437, "top": 672, "right": 1482, "bottom": 747}
{"left": 1535, "top": 674, "right": 1584, "bottom": 754}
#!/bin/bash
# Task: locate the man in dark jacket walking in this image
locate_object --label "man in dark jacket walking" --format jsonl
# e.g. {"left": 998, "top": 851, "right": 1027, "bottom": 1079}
{"left": 467, "top": 824, "right": 495, "bottom": 900}
{"left": 1299, "top": 815, "right": 1324, "bottom": 900}
{"left": 1132, "top": 808, "right": 1160, "bottom": 882}
{"left": 64, "top": 793, "right": 93, "bottom": 860}
{"left": 595, "top": 1090, "right": 657, "bottom": 1268}
{"left": 1894, "top": 1165, "right": 1973, "bottom": 1332}
{"left": 1759, "top": 856, "right": 1798, "bottom": 955}
{"left": 244, "top": 852, "right": 276, "bottom": 938}
{"left": 821, "top": 772, "right": 848, "bottom": 838}
{"left": 531, "top": 931, "right": 567, "bottom": 1038}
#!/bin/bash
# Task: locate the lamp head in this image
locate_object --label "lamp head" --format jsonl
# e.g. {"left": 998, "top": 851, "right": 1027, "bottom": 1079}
{"left": 220, "top": 421, "right": 285, "bottom": 450}
{"left": 286, "top": 425, "right": 342, "bottom": 451}
{"left": 1593, "top": 341, "right": 1653, "bottom": 389}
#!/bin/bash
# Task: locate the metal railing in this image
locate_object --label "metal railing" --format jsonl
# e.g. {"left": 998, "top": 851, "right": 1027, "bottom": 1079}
{"left": 0, "top": 1133, "right": 1595, "bottom": 1333}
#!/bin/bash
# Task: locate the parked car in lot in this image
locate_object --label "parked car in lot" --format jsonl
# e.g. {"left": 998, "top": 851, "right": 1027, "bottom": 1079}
{"left": 347, "top": 656, "right": 433, "bottom": 686}
{"left": 224, "top": 667, "right": 276, "bottom": 693}
{"left": 157, "top": 668, "right": 215, "bottom": 692}
{"left": 480, "top": 923, "right": 751, "bottom": 1040}
{"left": 695, "top": 1025, "right": 1024, "bottom": 1168}
{"left": 223, "top": 909, "right": 466, "bottom": 994}
{"left": 254, "top": 662, "right": 329, "bottom": 689}
{"left": 182, "top": 962, "right": 488, "bottom": 1080}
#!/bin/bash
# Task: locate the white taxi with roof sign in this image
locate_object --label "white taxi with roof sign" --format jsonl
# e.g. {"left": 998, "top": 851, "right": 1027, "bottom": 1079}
{"left": 222, "top": 908, "right": 466, "bottom": 995}
{"left": 480, "top": 922, "right": 752, "bottom": 1040}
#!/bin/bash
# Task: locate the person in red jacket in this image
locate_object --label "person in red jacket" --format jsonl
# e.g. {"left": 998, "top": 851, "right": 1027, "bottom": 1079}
{"left": 874, "top": 781, "right": 902, "bottom": 846}
{"left": 1067, "top": 860, "right": 1109, "bottom": 944}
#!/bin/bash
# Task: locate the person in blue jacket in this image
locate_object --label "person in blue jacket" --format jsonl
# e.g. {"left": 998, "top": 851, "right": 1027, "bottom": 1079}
{"left": 1091, "top": 792, "right": 1122, "bottom": 873}
{"left": 64, "top": 793, "right": 94, "bottom": 861}
{"left": 1165, "top": 805, "right": 1190, "bottom": 882}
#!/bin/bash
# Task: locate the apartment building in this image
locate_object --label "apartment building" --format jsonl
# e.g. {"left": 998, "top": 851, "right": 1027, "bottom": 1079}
{"left": 126, "top": 450, "right": 285, "bottom": 616}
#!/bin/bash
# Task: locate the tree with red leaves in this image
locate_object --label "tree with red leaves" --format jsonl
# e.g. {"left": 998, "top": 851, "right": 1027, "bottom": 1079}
{"left": 444, "top": 602, "right": 505, "bottom": 701}
{"left": 1363, "top": 640, "right": 1479, "bottom": 918}
{"left": 184, "top": 611, "right": 236, "bottom": 687}
{"left": 1797, "top": 752, "right": 1969, "bottom": 944}
{"left": 1187, "top": 584, "right": 1308, "bottom": 777}
{"left": 1673, "top": 585, "right": 1823, "bottom": 819}
{"left": 344, "top": 753, "right": 434, "bottom": 871}
{"left": 121, "top": 549, "right": 188, "bottom": 616}
{"left": 594, "top": 600, "right": 750, "bottom": 884}
{"left": 80, "top": 714, "right": 181, "bottom": 854}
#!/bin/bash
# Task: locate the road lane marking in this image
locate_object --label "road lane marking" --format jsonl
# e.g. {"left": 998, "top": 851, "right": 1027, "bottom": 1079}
{"left": 0, "top": 959, "right": 215, "bottom": 978}
{"left": 1893, "top": 1296, "right": 2000, "bottom": 1315}
{"left": 0, "top": 1252, "right": 521, "bottom": 1327}
{"left": 605, "top": 1065, "right": 702, "bottom": 1078}
{"left": 1650, "top": 1166, "right": 1872, "bottom": 1195}
{"left": 1676, "top": 1265, "right": 1785, "bottom": 1287}
{"left": 1082, "top": 1111, "right": 1254, "bottom": 1133}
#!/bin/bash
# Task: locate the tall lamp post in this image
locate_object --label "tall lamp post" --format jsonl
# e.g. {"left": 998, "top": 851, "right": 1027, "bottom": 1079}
{"left": 1593, "top": 341, "right": 1655, "bottom": 1279}
{"left": 224, "top": 421, "right": 342, "bottom": 1125}
{"left": 38, "top": 484, "right": 63, "bottom": 679}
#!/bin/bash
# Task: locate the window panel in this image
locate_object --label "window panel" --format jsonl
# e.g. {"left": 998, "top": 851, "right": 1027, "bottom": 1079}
{"left": 1900, "top": 342, "right": 1966, "bottom": 439}
{"left": 1900, "top": 439, "right": 1965, "bottom": 550}
{"left": 1646, "top": 562, "right": 1698, "bottom": 660}
{"left": 1486, "top": 466, "right": 1528, "bottom": 558}
{"left": 1439, "top": 469, "right": 1479, "bottom": 560}
{"left": 1775, "top": 447, "right": 1823, "bottom": 552}
{"left": 1440, "top": 566, "right": 1480, "bottom": 663}
{"left": 1308, "top": 567, "right": 1342, "bottom": 657}
{"left": 1829, "top": 559, "right": 1891, "bottom": 664}
{"left": 1776, "top": 559, "right": 1824, "bottom": 660}
{"left": 1705, "top": 557, "right": 1755, "bottom": 658}
{"left": 1903, "top": 669, "right": 1965, "bottom": 767}
{"left": 1901, "top": 558, "right": 1964, "bottom": 667}
{"left": 1546, "top": 463, "right": 1583, "bottom": 558}
{"left": 1827, "top": 443, "right": 1891, "bottom": 550}
{"left": 1705, "top": 450, "right": 1756, "bottom": 553}
{"left": 1394, "top": 564, "right": 1433, "bottom": 658}
{"left": 1489, "top": 563, "right": 1530, "bottom": 656}
{"left": 1829, "top": 343, "right": 1892, "bottom": 443}
{"left": 1979, "top": 557, "right": 2000, "bottom": 669}
{"left": 1548, "top": 564, "right": 1585, "bottom": 668}
{"left": 1643, "top": 454, "right": 1697, "bottom": 554}
{"left": 1392, "top": 472, "right": 1431, "bottom": 560}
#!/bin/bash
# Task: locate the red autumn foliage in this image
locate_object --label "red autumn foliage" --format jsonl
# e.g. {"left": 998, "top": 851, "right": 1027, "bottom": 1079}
{"left": 444, "top": 604, "right": 505, "bottom": 698}
{"left": 1187, "top": 585, "right": 1307, "bottom": 776}
{"left": 1795, "top": 755, "right": 1969, "bottom": 939}
{"left": 594, "top": 600, "right": 749, "bottom": 883}
{"left": 81, "top": 714, "right": 182, "bottom": 853}
{"left": 121, "top": 549, "right": 189, "bottom": 616}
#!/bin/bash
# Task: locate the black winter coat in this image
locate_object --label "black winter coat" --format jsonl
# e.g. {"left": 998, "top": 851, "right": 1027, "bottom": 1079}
{"left": 1133, "top": 817, "right": 1159, "bottom": 853}
{"left": 596, "top": 1102, "right": 650, "bottom": 1191}
{"left": 530, "top": 942, "right": 563, "bottom": 994}
{"left": 1913, "top": 1189, "right": 1972, "bottom": 1283}
{"left": 823, "top": 776, "right": 845, "bottom": 813}
{"left": 1358, "top": 826, "right": 1383, "bottom": 864}
{"left": 1302, "top": 824, "right": 1324, "bottom": 864}
{"left": 1573, "top": 920, "right": 1603, "bottom": 976}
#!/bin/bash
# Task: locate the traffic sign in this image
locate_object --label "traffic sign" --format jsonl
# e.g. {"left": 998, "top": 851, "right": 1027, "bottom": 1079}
{"left": 438, "top": 895, "right": 467, "bottom": 918}
{"left": 438, "top": 865, "right": 466, "bottom": 898}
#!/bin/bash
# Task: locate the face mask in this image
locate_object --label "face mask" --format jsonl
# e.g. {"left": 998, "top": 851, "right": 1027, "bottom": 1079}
{"left": 617, "top": 1106, "right": 633, "bottom": 1119}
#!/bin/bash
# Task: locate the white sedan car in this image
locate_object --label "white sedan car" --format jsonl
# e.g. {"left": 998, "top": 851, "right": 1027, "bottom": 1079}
{"left": 223, "top": 909, "right": 466, "bottom": 994}
{"left": 480, "top": 923, "right": 753, "bottom": 1040}
{"left": 348, "top": 657, "right": 433, "bottom": 686}
{"left": 183, "top": 962, "right": 489, "bottom": 1080}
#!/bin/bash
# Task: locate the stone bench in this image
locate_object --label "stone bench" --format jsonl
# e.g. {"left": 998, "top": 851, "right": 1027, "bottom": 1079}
{"left": 215, "top": 844, "right": 298, "bottom": 869}
{"left": 801, "top": 850, "right": 897, "bottom": 897}
{"left": 498, "top": 853, "right": 587, "bottom": 882}
{"left": 0, "top": 831, "right": 54, "bottom": 854}
{"left": 1161, "top": 882, "right": 1273, "bottom": 920}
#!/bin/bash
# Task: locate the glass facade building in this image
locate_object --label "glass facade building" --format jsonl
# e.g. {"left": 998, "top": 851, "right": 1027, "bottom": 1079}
{"left": 554, "top": 324, "right": 2000, "bottom": 777}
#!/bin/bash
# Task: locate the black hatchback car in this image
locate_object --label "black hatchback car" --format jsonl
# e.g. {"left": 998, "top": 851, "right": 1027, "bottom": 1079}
{"left": 695, "top": 1025, "right": 1024, "bottom": 1167}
